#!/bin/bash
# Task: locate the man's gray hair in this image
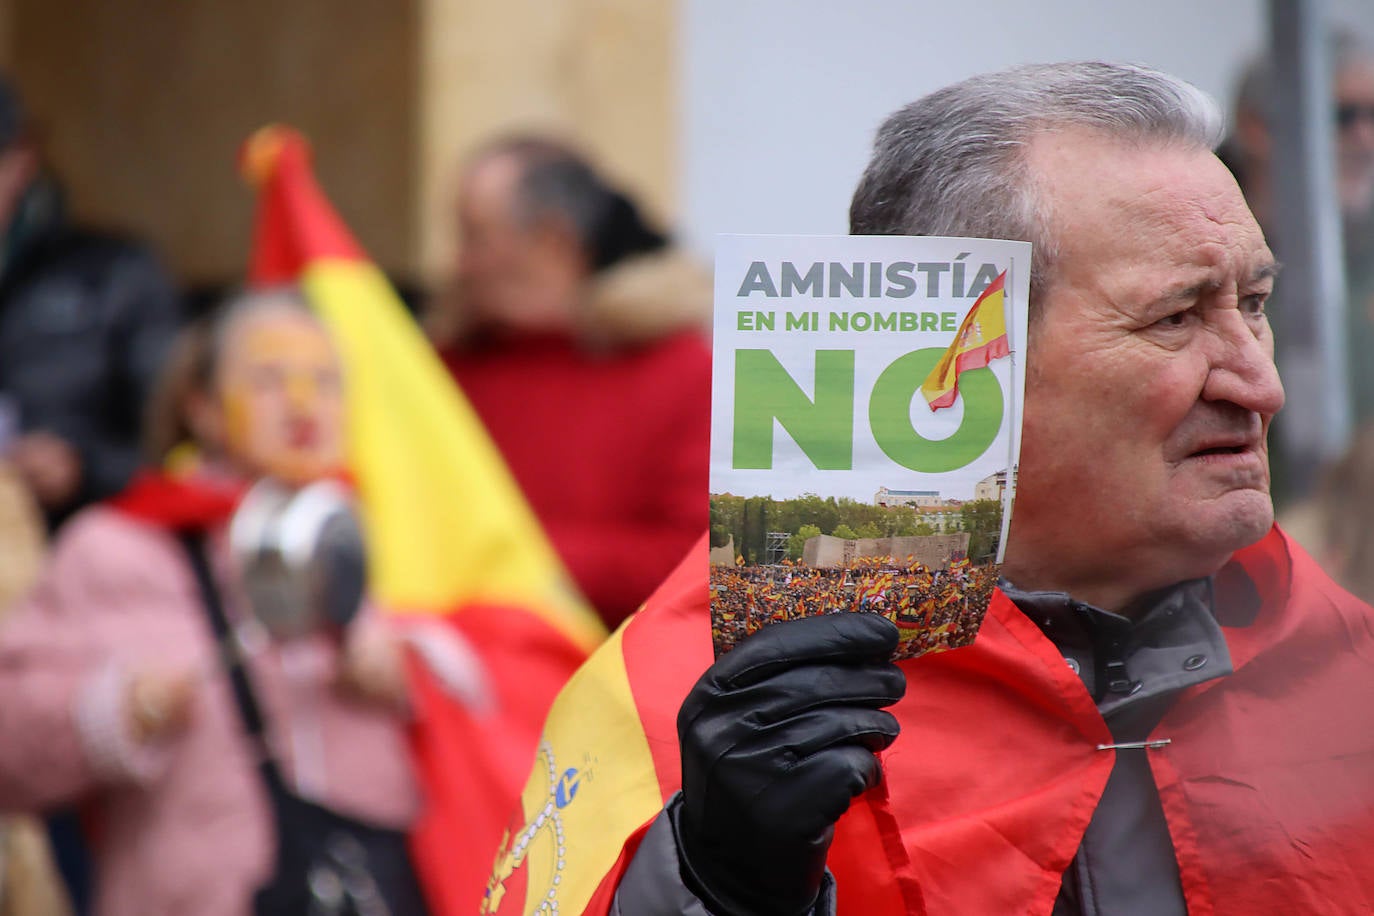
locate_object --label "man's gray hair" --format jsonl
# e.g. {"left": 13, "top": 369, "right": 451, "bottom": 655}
{"left": 849, "top": 61, "right": 1224, "bottom": 309}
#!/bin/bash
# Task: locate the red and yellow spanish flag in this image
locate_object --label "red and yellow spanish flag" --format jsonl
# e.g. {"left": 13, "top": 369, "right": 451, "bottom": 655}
{"left": 920, "top": 270, "right": 1010, "bottom": 411}
{"left": 481, "top": 539, "right": 925, "bottom": 916}
{"left": 479, "top": 540, "right": 707, "bottom": 916}
{"left": 241, "top": 125, "right": 606, "bottom": 914}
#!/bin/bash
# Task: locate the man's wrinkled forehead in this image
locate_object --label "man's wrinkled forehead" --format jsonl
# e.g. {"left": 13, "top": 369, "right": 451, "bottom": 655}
{"left": 1032, "top": 131, "right": 1256, "bottom": 234}
{"left": 1019, "top": 131, "right": 1277, "bottom": 327}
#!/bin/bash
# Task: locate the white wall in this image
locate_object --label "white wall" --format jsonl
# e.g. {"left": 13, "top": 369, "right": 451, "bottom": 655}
{"left": 679, "top": 0, "right": 1305, "bottom": 256}
{"left": 1332, "top": 0, "right": 1374, "bottom": 36}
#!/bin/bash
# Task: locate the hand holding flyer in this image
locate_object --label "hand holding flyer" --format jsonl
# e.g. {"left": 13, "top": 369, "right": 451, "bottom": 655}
{"left": 709, "top": 235, "right": 1031, "bottom": 660}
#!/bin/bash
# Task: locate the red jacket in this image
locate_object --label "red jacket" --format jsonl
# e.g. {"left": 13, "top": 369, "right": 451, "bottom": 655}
{"left": 442, "top": 330, "right": 710, "bottom": 628}
{"left": 514, "top": 526, "right": 1374, "bottom": 915}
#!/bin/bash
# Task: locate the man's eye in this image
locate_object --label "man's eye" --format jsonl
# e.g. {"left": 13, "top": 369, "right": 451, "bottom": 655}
{"left": 1154, "top": 311, "right": 1190, "bottom": 328}
{"left": 1241, "top": 294, "right": 1268, "bottom": 316}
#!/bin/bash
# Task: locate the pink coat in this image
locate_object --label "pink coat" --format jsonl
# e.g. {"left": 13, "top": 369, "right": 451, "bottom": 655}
{"left": 0, "top": 506, "right": 424, "bottom": 915}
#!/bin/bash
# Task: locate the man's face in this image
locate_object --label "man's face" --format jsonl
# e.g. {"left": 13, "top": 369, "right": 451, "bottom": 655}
{"left": 1335, "top": 58, "right": 1374, "bottom": 221}
{"left": 1002, "top": 130, "right": 1284, "bottom": 611}
{"left": 455, "top": 154, "right": 532, "bottom": 318}
{"left": 453, "top": 154, "right": 583, "bottom": 332}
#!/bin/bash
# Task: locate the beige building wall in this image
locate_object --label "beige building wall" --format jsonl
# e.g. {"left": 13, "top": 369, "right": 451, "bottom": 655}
{"left": 972, "top": 468, "right": 1016, "bottom": 503}
{"left": 0, "top": 1, "right": 11, "bottom": 70}
{"left": 8, "top": 0, "right": 419, "bottom": 285}
{"left": 708, "top": 534, "right": 736, "bottom": 566}
{"left": 2, "top": 0, "right": 675, "bottom": 287}
{"left": 418, "top": 0, "right": 677, "bottom": 282}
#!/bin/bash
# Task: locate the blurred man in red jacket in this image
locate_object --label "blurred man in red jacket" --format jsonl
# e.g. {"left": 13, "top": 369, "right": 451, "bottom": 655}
{"left": 431, "top": 136, "right": 710, "bottom": 628}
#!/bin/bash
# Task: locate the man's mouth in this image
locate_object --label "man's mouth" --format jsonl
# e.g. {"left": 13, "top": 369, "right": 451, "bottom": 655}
{"left": 1181, "top": 437, "right": 1267, "bottom": 477}
{"left": 1189, "top": 444, "right": 1250, "bottom": 458}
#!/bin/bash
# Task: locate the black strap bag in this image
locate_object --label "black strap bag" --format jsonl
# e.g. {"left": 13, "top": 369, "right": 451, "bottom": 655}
{"left": 180, "top": 533, "right": 429, "bottom": 916}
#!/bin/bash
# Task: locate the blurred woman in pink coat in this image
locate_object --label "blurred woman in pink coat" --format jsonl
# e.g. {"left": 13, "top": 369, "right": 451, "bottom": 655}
{"left": 0, "top": 289, "right": 469, "bottom": 915}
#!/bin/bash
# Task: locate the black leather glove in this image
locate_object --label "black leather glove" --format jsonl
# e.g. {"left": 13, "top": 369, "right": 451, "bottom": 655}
{"left": 675, "top": 613, "right": 905, "bottom": 916}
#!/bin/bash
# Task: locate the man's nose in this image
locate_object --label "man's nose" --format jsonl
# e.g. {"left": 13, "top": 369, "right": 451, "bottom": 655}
{"left": 1202, "top": 313, "right": 1286, "bottom": 417}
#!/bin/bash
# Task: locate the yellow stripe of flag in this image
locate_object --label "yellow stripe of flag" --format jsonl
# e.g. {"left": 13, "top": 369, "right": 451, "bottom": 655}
{"left": 481, "top": 623, "right": 662, "bottom": 914}
{"left": 303, "top": 260, "right": 604, "bottom": 650}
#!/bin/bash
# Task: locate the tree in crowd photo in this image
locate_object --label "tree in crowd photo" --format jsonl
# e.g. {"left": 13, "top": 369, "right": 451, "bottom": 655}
{"left": 708, "top": 492, "right": 1004, "bottom": 564}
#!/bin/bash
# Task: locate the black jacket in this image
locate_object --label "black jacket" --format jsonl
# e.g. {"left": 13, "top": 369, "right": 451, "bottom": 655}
{"left": 0, "top": 214, "right": 181, "bottom": 527}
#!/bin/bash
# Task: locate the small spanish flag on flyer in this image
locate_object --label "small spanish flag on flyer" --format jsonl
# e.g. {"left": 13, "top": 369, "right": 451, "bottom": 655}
{"left": 920, "top": 270, "right": 1010, "bottom": 410}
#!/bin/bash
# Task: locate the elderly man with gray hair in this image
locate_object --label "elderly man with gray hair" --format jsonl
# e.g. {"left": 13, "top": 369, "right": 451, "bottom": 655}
{"left": 493, "top": 61, "right": 1374, "bottom": 916}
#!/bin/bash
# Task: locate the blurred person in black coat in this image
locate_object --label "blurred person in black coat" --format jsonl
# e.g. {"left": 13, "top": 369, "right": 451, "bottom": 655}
{"left": 0, "top": 74, "right": 182, "bottom": 916}
{"left": 0, "top": 76, "right": 181, "bottom": 531}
